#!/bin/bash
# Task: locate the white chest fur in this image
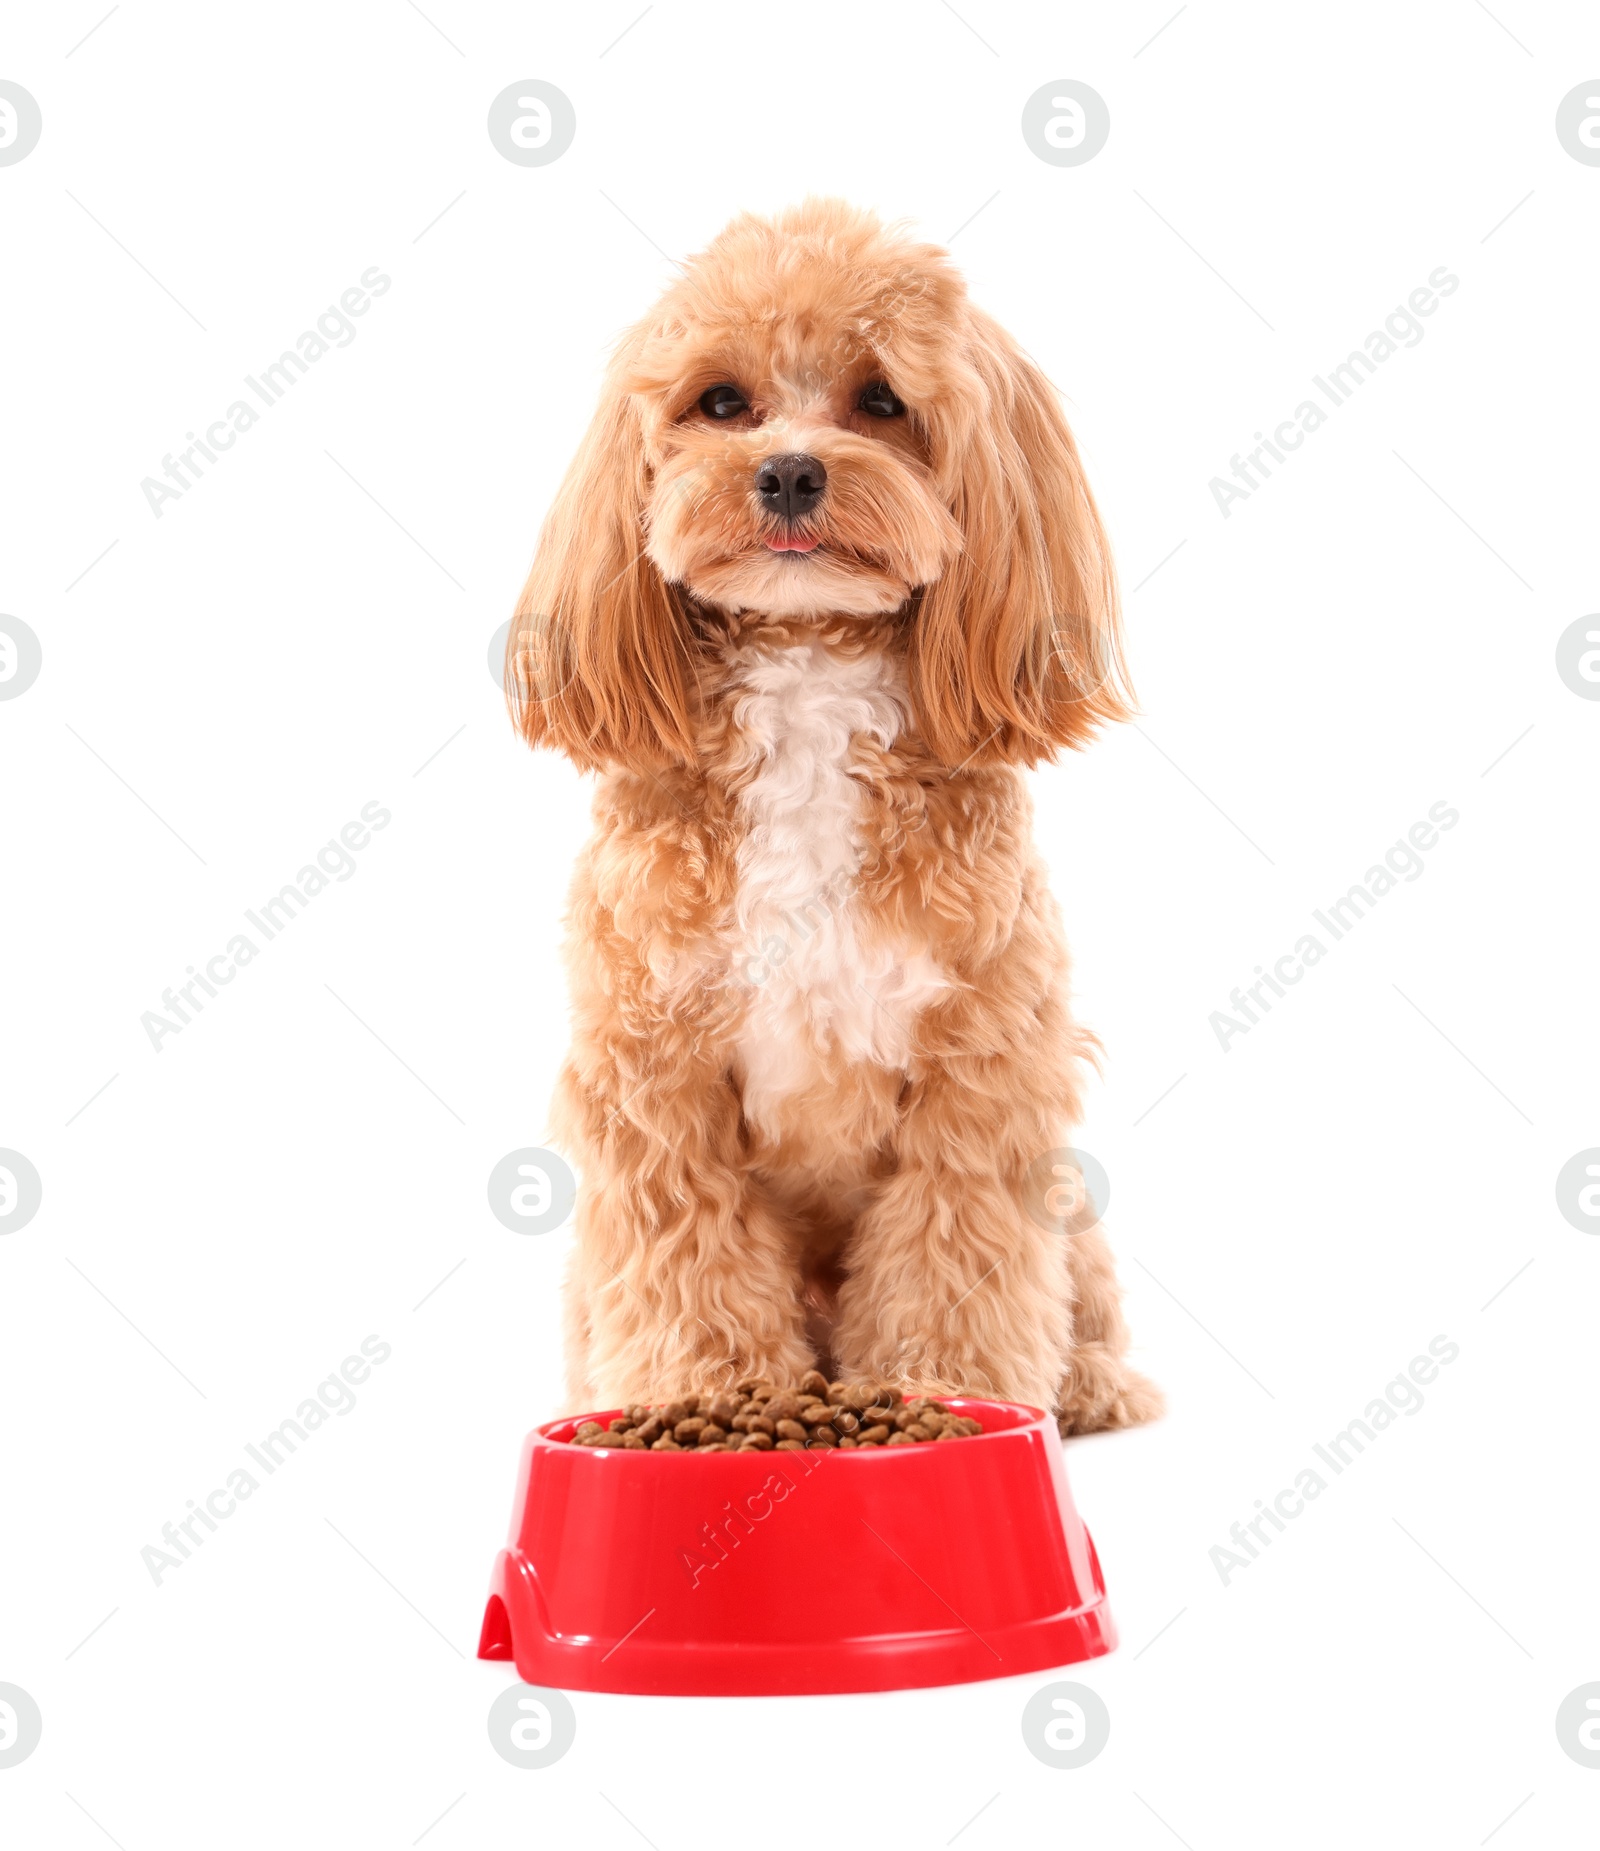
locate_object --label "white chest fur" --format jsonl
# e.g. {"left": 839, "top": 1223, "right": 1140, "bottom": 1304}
{"left": 725, "top": 638, "right": 947, "bottom": 1130}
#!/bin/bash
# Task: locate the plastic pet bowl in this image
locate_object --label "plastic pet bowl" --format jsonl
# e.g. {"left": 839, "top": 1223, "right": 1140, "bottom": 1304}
{"left": 478, "top": 1396, "right": 1114, "bottom": 1695}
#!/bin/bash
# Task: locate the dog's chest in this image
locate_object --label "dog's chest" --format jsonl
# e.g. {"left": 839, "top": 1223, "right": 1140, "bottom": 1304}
{"left": 723, "top": 639, "right": 946, "bottom": 1128}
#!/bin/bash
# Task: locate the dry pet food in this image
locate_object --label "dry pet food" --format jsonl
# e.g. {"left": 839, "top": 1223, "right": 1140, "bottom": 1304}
{"left": 567, "top": 1371, "right": 985, "bottom": 1452}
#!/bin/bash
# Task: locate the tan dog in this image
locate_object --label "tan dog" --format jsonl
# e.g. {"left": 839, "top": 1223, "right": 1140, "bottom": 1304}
{"left": 508, "top": 199, "right": 1160, "bottom": 1435}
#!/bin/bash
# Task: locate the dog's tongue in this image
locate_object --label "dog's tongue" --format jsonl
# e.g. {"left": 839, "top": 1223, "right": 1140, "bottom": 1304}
{"left": 766, "top": 535, "right": 819, "bottom": 553}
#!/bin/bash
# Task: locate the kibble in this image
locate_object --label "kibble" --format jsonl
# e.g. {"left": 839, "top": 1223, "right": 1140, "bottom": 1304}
{"left": 564, "top": 1382, "right": 986, "bottom": 1451}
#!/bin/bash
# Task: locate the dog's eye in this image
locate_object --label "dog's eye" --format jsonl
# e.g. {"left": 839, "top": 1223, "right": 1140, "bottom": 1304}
{"left": 858, "top": 381, "right": 905, "bottom": 418}
{"left": 698, "top": 384, "right": 749, "bottom": 420}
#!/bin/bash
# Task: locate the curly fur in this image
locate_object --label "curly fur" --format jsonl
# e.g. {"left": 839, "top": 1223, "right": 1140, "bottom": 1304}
{"left": 509, "top": 199, "right": 1161, "bottom": 1434}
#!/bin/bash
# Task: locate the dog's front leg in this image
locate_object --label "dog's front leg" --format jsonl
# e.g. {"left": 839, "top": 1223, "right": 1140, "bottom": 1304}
{"left": 554, "top": 1041, "right": 814, "bottom": 1411}
{"left": 830, "top": 1038, "right": 1075, "bottom": 1413}
{"left": 832, "top": 1046, "right": 1162, "bottom": 1428}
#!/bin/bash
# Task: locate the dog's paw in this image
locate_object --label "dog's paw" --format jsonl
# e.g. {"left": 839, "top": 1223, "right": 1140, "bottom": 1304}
{"left": 848, "top": 1373, "right": 966, "bottom": 1405}
{"left": 1056, "top": 1344, "right": 1165, "bottom": 1436}
{"left": 637, "top": 1351, "right": 820, "bottom": 1407}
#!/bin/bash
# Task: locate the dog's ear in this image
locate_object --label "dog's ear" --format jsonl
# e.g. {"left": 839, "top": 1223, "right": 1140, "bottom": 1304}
{"left": 907, "top": 307, "right": 1131, "bottom": 766}
{"left": 506, "top": 371, "right": 695, "bottom": 770}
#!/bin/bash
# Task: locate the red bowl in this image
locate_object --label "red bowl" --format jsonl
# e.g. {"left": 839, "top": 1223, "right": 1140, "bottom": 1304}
{"left": 478, "top": 1396, "right": 1115, "bottom": 1695}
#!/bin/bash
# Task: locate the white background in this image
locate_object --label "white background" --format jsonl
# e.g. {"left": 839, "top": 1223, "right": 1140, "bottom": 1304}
{"left": 2, "top": 1, "right": 1597, "bottom": 1845}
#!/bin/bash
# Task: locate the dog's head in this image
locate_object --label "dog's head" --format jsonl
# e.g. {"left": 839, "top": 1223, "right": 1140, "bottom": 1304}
{"left": 510, "top": 199, "right": 1129, "bottom": 769}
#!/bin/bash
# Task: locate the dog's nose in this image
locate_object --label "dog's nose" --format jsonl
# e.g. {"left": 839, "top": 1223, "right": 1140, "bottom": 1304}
{"left": 754, "top": 452, "right": 827, "bottom": 521}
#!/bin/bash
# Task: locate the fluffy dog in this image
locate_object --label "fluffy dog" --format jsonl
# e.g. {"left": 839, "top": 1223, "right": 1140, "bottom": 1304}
{"left": 508, "top": 199, "right": 1160, "bottom": 1435}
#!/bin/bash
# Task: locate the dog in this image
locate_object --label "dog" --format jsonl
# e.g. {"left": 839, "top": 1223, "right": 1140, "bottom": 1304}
{"left": 507, "top": 199, "right": 1160, "bottom": 1436}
